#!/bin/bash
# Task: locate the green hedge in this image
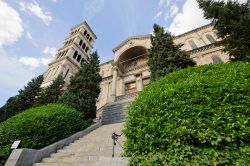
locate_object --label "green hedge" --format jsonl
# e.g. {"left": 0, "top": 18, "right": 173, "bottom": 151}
{"left": 0, "top": 104, "right": 90, "bottom": 165}
{"left": 123, "top": 62, "right": 250, "bottom": 165}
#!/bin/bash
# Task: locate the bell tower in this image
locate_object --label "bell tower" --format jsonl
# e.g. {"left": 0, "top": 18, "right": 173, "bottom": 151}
{"left": 41, "top": 21, "right": 97, "bottom": 87}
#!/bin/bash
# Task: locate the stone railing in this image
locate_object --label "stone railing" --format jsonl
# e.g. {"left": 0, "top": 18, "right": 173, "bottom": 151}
{"left": 115, "top": 92, "right": 139, "bottom": 102}
{"left": 5, "top": 122, "right": 102, "bottom": 166}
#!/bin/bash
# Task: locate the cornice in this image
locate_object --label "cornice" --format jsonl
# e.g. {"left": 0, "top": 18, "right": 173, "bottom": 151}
{"left": 100, "top": 59, "right": 114, "bottom": 66}
{"left": 188, "top": 43, "right": 221, "bottom": 55}
{"left": 48, "top": 57, "right": 66, "bottom": 66}
{"left": 113, "top": 34, "right": 152, "bottom": 53}
{"left": 174, "top": 23, "right": 214, "bottom": 39}
{"left": 48, "top": 53, "right": 81, "bottom": 70}
{"left": 101, "top": 75, "right": 112, "bottom": 82}
{"left": 123, "top": 65, "right": 149, "bottom": 77}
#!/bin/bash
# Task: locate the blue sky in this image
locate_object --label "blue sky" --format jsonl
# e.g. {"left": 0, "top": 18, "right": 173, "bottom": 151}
{"left": 0, "top": 0, "right": 212, "bottom": 106}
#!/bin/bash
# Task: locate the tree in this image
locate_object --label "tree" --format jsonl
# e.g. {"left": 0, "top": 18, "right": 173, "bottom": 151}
{"left": 148, "top": 24, "right": 196, "bottom": 81}
{"left": 35, "top": 74, "right": 65, "bottom": 105}
{"left": 0, "top": 75, "right": 43, "bottom": 121}
{"left": 60, "top": 51, "right": 102, "bottom": 119}
{"left": 197, "top": 0, "right": 250, "bottom": 61}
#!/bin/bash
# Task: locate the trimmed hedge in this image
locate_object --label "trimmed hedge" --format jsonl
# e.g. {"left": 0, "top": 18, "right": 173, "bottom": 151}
{"left": 123, "top": 62, "right": 250, "bottom": 165}
{"left": 0, "top": 104, "right": 90, "bottom": 165}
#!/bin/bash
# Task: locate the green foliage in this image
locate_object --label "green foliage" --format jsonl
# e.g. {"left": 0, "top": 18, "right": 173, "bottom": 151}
{"left": 35, "top": 74, "right": 65, "bottom": 105}
{"left": 148, "top": 24, "right": 196, "bottom": 81}
{"left": 60, "top": 51, "right": 102, "bottom": 119}
{"left": 0, "top": 75, "right": 43, "bottom": 122}
{"left": 197, "top": 0, "right": 250, "bottom": 61}
{"left": 0, "top": 104, "right": 90, "bottom": 166}
{"left": 123, "top": 62, "right": 250, "bottom": 165}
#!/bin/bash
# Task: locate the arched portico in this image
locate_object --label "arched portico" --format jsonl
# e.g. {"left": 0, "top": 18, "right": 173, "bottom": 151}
{"left": 110, "top": 35, "right": 151, "bottom": 102}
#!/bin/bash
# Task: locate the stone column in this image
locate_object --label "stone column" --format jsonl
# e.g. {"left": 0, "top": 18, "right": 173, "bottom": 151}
{"left": 136, "top": 73, "right": 143, "bottom": 92}
{"left": 110, "top": 66, "right": 118, "bottom": 102}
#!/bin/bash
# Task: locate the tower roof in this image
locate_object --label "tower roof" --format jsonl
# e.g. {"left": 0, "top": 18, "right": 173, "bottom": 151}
{"left": 71, "top": 21, "right": 97, "bottom": 39}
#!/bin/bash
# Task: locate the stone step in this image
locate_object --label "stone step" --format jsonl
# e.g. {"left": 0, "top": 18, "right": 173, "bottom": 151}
{"left": 102, "top": 110, "right": 126, "bottom": 115}
{"left": 43, "top": 150, "right": 124, "bottom": 162}
{"left": 34, "top": 120, "right": 127, "bottom": 165}
{"left": 56, "top": 147, "right": 123, "bottom": 155}
{"left": 102, "top": 119, "right": 125, "bottom": 125}
{"left": 34, "top": 157, "right": 129, "bottom": 166}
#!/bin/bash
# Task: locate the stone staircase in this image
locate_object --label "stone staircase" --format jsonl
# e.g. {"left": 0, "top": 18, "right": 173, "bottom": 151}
{"left": 33, "top": 123, "right": 128, "bottom": 166}
{"left": 101, "top": 99, "right": 132, "bottom": 125}
{"left": 31, "top": 96, "right": 136, "bottom": 166}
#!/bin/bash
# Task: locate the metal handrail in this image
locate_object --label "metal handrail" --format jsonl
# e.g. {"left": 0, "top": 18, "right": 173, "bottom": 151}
{"left": 111, "top": 132, "right": 123, "bottom": 157}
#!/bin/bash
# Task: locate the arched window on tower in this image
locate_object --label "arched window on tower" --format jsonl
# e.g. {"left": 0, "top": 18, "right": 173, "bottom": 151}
{"left": 46, "top": 70, "right": 52, "bottom": 79}
{"left": 82, "top": 43, "right": 86, "bottom": 50}
{"left": 79, "top": 39, "right": 83, "bottom": 46}
{"left": 64, "top": 49, "right": 68, "bottom": 56}
{"left": 188, "top": 40, "right": 198, "bottom": 49}
{"left": 206, "top": 34, "right": 216, "bottom": 43}
{"left": 73, "top": 51, "right": 78, "bottom": 59}
{"left": 53, "top": 66, "right": 60, "bottom": 76}
{"left": 85, "top": 47, "right": 89, "bottom": 53}
{"left": 80, "top": 58, "right": 84, "bottom": 64}
{"left": 64, "top": 68, "right": 70, "bottom": 78}
{"left": 211, "top": 55, "right": 223, "bottom": 64}
{"left": 86, "top": 34, "right": 90, "bottom": 39}
{"left": 61, "top": 51, "right": 65, "bottom": 57}
{"left": 84, "top": 30, "right": 87, "bottom": 35}
{"left": 56, "top": 52, "right": 61, "bottom": 59}
{"left": 89, "top": 37, "right": 92, "bottom": 42}
{"left": 77, "top": 54, "right": 82, "bottom": 62}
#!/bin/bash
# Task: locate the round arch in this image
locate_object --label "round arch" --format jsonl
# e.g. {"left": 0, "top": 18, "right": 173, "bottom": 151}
{"left": 114, "top": 45, "right": 149, "bottom": 73}
{"left": 114, "top": 45, "right": 149, "bottom": 64}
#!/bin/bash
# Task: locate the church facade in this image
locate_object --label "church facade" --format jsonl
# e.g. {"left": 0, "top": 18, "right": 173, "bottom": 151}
{"left": 41, "top": 22, "right": 229, "bottom": 111}
{"left": 96, "top": 23, "right": 229, "bottom": 110}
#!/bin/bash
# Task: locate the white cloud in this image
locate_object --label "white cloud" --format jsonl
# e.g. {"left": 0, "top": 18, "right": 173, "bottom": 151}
{"left": 164, "top": 12, "right": 170, "bottom": 21}
{"left": 168, "top": 0, "right": 210, "bottom": 35}
{"left": 169, "top": 4, "right": 179, "bottom": 17}
{"left": 19, "top": 56, "right": 52, "bottom": 68}
{"left": 0, "top": 48, "right": 41, "bottom": 106}
{"left": 0, "top": 1, "right": 23, "bottom": 47}
{"left": 26, "top": 31, "right": 33, "bottom": 40}
{"left": 155, "top": 0, "right": 180, "bottom": 21}
{"left": 51, "top": 0, "right": 57, "bottom": 3}
{"left": 154, "top": 11, "right": 163, "bottom": 19}
{"left": 0, "top": 49, "right": 37, "bottom": 89}
{"left": 19, "top": 1, "right": 52, "bottom": 26}
{"left": 41, "top": 58, "right": 52, "bottom": 65}
{"left": 159, "top": 0, "right": 171, "bottom": 8}
{"left": 84, "top": 0, "right": 104, "bottom": 20}
{"left": 43, "top": 46, "right": 57, "bottom": 57}
{"left": 19, "top": 56, "right": 41, "bottom": 68}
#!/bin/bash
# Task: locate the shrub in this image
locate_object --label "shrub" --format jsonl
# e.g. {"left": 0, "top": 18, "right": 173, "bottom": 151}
{"left": 123, "top": 62, "right": 250, "bottom": 165}
{"left": 0, "top": 104, "right": 90, "bottom": 165}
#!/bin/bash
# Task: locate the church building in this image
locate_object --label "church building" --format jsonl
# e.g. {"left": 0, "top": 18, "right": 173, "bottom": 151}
{"left": 41, "top": 21, "right": 229, "bottom": 111}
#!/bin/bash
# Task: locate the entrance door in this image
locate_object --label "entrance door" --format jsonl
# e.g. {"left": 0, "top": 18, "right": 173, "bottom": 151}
{"left": 125, "top": 82, "right": 137, "bottom": 95}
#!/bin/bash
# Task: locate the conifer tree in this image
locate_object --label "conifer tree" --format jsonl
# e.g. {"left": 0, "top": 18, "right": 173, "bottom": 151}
{"left": 60, "top": 51, "right": 102, "bottom": 119}
{"left": 149, "top": 24, "right": 196, "bottom": 81}
{"left": 35, "top": 74, "right": 65, "bottom": 105}
{"left": 197, "top": 0, "right": 250, "bottom": 61}
{"left": 0, "top": 75, "right": 43, "bottom": 121}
